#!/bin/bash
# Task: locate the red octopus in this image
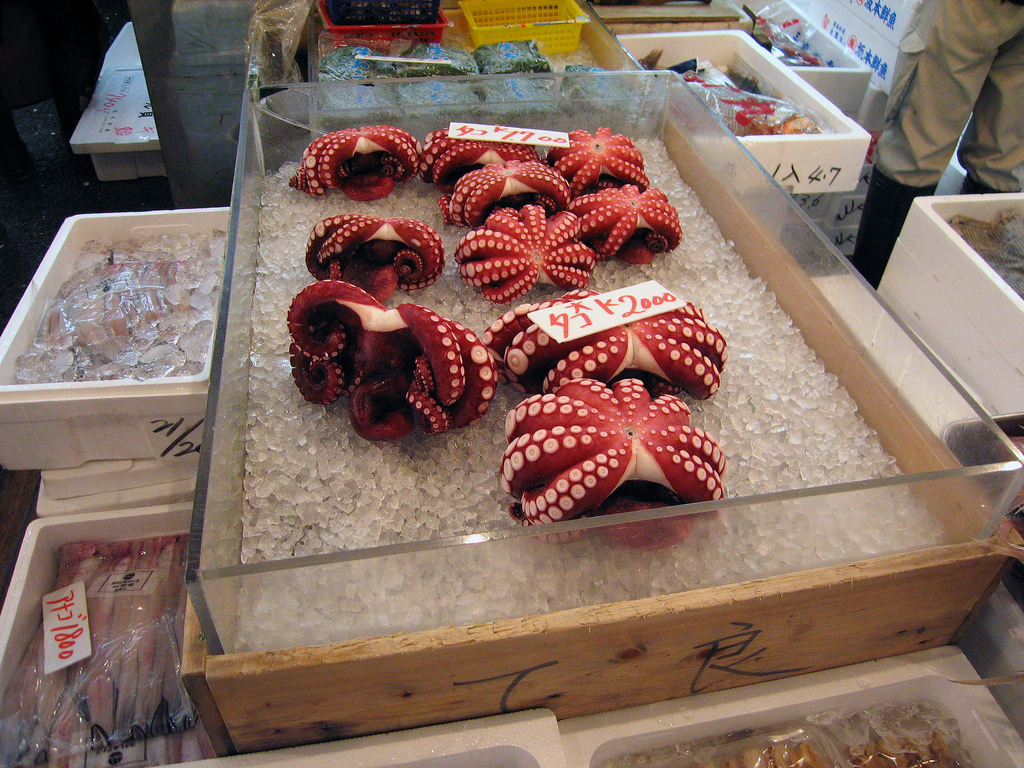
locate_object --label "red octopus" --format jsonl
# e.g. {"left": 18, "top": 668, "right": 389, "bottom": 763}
{"left": 289, "top": 125, "right": 421, "bottom": 201}
{"left": 545, "top": 127, "right": 649, "bottom": 197}
{"left": 568, "top": 185, "right": 682, "bottom": 265}
{"left": 305, "top": 214, "right": 445, "bottom": 302}
{"left": 440, "top": 159, "right": 572, "bottom": 228}
{"left": 483, "top": 290, "right": 727, "bottom": 399}
{"left": 419, "top": 129, "right": 540, "bottom": 192}
{"left": 454, "top": 204, "right": 597, "bottom": 304}
{"left": 501, "top": 377, "right": 726, "bottom": 526}
{"left": 287, "top": 281, "right": 497, "bottom": 441}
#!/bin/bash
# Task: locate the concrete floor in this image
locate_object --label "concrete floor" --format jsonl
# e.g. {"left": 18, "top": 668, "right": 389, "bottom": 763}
{"left": 0, "top": 2, "right": 174, "bottom": 337}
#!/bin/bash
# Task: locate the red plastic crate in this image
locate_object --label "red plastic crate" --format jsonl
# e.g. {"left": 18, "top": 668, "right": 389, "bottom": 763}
{"left": 319, "top": 0, "right": 449, "bottom": 48}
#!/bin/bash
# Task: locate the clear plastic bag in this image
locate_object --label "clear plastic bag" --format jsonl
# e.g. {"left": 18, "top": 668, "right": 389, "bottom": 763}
{"left": 14, "top": 231, "right": 224, "bottom": 385}
{"left": 0, "top": 536, "right": 215, "bottom": 768}
{"left": 683, "top": 69, "right": 826, "bottom": 136}
{"left": 754, "top": 1, "right": 825, "bottom": 68}
{"left": 812, "top": 702, "right": 971, "bottom": 767}
{"left": 596, "top": 701, "right": 973, "bottom": 768}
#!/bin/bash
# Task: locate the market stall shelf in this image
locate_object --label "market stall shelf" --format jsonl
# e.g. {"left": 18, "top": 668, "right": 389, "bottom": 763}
{"left": 308, "top": 0, "right": 636, "bottom": 82}
{"left": 183, "top": 72, "right": 1021, "bottom": 753}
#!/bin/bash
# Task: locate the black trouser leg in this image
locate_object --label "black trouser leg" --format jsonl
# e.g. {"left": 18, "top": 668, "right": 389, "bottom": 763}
{"left": 960, "top": 173, "right": 1016, "bottom": 195}
{"left": 851, "top": 167, "right": 936, "bottom": 288}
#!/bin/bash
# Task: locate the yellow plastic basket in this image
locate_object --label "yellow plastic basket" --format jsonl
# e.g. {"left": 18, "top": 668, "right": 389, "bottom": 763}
{"left": 459, "top": 0, "right": 588, "bottom": 54}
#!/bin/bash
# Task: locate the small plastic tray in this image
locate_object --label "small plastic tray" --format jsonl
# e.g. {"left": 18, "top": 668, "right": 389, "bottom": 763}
{"left": 325, "top": 0, "right": 441, "bottom": 25}
{"left": 319, "top": 0, "right": 449, "bottom": 48}
{"left": 460, "top": 0, "right": 587, "bottom": 54}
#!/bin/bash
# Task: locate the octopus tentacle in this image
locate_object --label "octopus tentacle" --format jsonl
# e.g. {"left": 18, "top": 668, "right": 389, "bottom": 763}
{"left": 286, "top": 280, "right": 381, "bottom": 360}
{"left": 305, "top": 214, "right": 445, "bottom": 302}
{"left": 397, "top": 304, "right": 467, "bottom": 407}
{"left": 289, "top": 126, "right": 421, "bottom": 201}
{"left": 546, "top": 127, "right": 649, "bottom": 197}
{"left": 289, "top": 341, "right": 347, "bottom": 404}
{"left": 419, "top": 129, "right": 540, "bottom": 192}
{"left": 629, "top": 308, "right": 727, "bottom": 399}
{"left": 441, "top": 160, "right": 572, "bottom": 228}
{"left": 568, "top": 185, "right": 682, "bottom": 264}
{"left": 455, "top": 204, "right": 596, "bottom": 304}
{"left": 501, "top": 378, "right": 725, "bottom": 526}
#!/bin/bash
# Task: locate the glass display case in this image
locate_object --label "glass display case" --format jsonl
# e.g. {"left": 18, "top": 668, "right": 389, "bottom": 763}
{"left": 182, "top": 71, "right": 1022, "bottom": 751}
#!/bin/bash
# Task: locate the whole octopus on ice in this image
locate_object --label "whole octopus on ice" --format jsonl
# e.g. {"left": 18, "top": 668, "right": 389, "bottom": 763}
{"left": 501, "top": 378, "right": 726, "bottom": 526}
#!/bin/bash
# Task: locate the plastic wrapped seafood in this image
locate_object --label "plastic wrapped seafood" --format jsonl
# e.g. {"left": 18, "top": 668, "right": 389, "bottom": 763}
{"left": 0, "top": 536, "right": 214, "bottom": 768}
{"left": 14, "top": 231, "right": 225, "bottom": 384}
{"left": 596, "top": 702, "right": 972, "bottom": 768}
{"left": 683, "top": 69, "right": 826, "bottom": 136}
{"left": 392, "top": 43, "right": 478, "bottom": 77}
{"left": 473, "top": 40, "right": 552, "bottom": 74}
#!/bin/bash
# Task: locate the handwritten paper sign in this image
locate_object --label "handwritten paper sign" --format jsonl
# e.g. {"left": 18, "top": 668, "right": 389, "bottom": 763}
{"left": 448, "top": 122, "right": 570, "bottom": 148}
{"left": 527, "top": 281, "right": 686, "bottom": 344}
{"left": 43, "top": 581, "right": 91, "bottom": 673}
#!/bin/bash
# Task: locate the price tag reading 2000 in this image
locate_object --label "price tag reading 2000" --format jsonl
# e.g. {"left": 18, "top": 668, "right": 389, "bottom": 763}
{"left": 528, "top": 281, "right": 687, "bottom": 344}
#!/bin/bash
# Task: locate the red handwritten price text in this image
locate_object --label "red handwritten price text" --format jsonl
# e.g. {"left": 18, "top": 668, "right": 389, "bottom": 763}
{"left": 448, "top": 122, "right": 570, "bottom": 148}
{"left": 42, "top": 581, "right": 92, "bottom": 672}
{"left": 527, "top": 281, "right": 687, "bottom": 343}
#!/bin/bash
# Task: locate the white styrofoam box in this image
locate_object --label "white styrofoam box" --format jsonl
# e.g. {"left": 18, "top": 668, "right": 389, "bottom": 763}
{"left": 35, "top": 480, "right": 196, "bottom": 517}
{"left": 175, "top": 710, "right": 568, "bottom": 768}
{"left": 0, "top": 504, "right": 193, "bottom": 695}
{"left": 87, "top": 145, "right": 167, "bottom": 183}
{"left": 958, "top": 584, "right": 1024, "bottom": 742}
{"left": 617, "top": 31, "right": 871, "bottom": 193}
{"left": 878, "top": 194, "right": 1024, "bottom": 416}
{"left": 745, "top": 0, "right": 872, "bottom": 118}
{"left": 36, "top": 456, "right": 199, "bottom": 517}
{"left": 559, "top": 646, "right": 1024, "bottom": 768}
{"left": 0, "top": 207, "right": 229, "bottom": 470}
{"left": 70, "top": 23, "right": 165, "bottom": 181}
{"left": 102, "top": 20, "right": 143, "bottom": 71}
{"left": 786, "top": 28, "right": 871, "bottom": 118}
{"left": 789, "top": 189, "right": 834, "bottom": 223}
{"left": 41, "top": 455, "right": 200, "bottom": 499}
{"left": 821, "top": 220, "right": 858, "bottom": 257}
{"left": 0, "top": 504, "right": 209, "bottom": 761}
{"left": 803, "top": 2, "right": 907, "bottom": 93}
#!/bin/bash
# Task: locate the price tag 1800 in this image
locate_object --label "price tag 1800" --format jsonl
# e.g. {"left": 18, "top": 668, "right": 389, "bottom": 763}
{"left": 42, "top": 580, "right": 91, "bottom": 673}
{"left": 527, "top": 281, "right": 687, "bottom": 344}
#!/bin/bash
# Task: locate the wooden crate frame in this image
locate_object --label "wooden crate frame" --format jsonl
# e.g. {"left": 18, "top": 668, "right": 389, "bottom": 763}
{"left": 181, "top": 74, "right": 1018, "bottom": 755}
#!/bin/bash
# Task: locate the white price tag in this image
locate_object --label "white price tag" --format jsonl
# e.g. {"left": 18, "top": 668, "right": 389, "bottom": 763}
{"left": 527, "top": 281, "right": 687, "bottom": 344}
{"left": 355, "top": 54, "right": 454, "bottom": 65}
{"left": 447, "top": 122, "right": 570, "bottom": 148}
{"left": 42, "top": 580, "right": 91, "bottom": 674}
